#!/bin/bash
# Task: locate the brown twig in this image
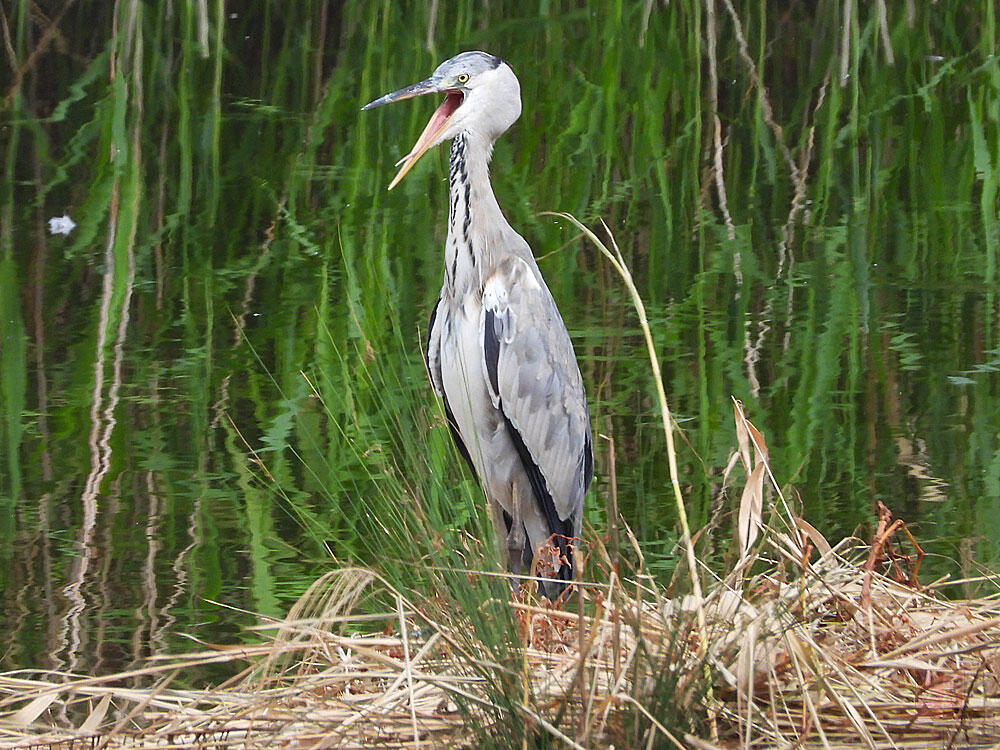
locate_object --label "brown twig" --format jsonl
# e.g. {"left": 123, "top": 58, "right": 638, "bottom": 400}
{"left": 3, "top": 0, "right": 79, "bottom": 110}
{"left": 860, "top": 501, "right": 902, "bottom": 609}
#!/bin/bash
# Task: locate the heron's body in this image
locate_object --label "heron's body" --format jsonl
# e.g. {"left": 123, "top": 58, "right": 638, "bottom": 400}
{"left": 364, "top": 52, "right": 592, "bottom": 597}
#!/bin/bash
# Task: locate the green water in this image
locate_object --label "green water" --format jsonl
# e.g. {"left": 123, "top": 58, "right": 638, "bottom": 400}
{"left": 1, "top": 1, "right": 998, "bottom": 680}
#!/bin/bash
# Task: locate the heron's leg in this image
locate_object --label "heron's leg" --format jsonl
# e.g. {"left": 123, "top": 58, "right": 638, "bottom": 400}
{"left": 491, "top": 500, "right": 520, "bottom": 593}
{"left": 506, "top": 484, "right": 527, "bottom": 578}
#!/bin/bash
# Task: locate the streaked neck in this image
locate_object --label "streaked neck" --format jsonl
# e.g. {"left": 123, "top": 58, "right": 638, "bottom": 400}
{"left": 444, "top": 132, "right": 511, "bottom": 294}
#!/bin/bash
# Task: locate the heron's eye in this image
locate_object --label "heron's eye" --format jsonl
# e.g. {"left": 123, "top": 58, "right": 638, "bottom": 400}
{"left": 456, "top": 73, "right": 470, "bottom": 84}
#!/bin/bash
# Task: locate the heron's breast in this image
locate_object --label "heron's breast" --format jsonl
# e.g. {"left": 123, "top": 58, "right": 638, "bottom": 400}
{"left": 438, "top": 296, "right": 508, "bottom": 460}
{"left": 439, "top": 297, "right": 488, "bottom": 404}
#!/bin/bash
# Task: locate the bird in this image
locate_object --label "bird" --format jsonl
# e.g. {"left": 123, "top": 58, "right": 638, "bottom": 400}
{"left": 363, "top": 51, "right": 593, "bottom": 599}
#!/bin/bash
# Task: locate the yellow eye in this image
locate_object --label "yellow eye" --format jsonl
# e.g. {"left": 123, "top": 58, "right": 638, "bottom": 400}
{"left": 456, "top": 73, "right": 470, "bottom": 84}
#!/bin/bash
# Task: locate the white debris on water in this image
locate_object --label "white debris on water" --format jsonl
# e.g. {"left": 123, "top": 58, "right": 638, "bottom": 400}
{"left": 48, "top": 215, "right": 76, "bottom": 235}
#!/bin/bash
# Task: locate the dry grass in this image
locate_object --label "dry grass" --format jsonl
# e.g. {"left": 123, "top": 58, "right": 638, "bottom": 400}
{"left": 1, "top": 515, "right": 998, "bottom": 748}
{"left": 707, "top": 536, "right": 1000, "bottom": 748}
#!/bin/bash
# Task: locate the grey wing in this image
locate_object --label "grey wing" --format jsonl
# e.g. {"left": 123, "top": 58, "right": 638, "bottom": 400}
{"left": 481, "top": 255, "right": 593, "bottom": 536}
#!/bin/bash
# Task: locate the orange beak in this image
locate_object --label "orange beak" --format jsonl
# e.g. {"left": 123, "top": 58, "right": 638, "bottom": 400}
{"left": 363, "top": 80, "right": 464, "bottom": 190}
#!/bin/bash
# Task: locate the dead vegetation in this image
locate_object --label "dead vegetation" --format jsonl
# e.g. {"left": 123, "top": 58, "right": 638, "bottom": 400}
{"left": 1, "top": 533, "right": 998, "bottom": 748}
{"left": 2, "top": 401, "right": 998, "bottom": 748}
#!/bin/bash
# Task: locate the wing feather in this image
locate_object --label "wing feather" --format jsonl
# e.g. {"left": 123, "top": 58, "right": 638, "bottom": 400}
{"left": 481, "top": 256, "right": 592, "bottom": 535}
{"left": 483, "top": 308, "right": 501, "bottom": 402}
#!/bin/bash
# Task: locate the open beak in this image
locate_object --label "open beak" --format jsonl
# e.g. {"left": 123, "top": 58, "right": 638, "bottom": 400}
{"left": 363, "top": 78, "right": 464, "bottom": 190}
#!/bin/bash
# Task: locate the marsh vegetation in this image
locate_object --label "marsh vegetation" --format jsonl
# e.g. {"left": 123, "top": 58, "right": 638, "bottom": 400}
{"left": 1, "top": 1, "right": 999, "bottom": 744}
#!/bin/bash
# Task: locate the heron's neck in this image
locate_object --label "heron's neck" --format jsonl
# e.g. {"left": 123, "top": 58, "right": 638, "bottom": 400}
{"left": 445, "top": 132, "right": 512, "bottom": 294}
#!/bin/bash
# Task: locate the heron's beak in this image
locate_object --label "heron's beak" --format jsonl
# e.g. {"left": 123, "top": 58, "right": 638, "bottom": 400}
{"left": 363, "top": 78, "right": 463, "bottom": 190}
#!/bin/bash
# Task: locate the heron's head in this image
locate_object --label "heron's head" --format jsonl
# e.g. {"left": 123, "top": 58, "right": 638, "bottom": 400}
{"left": 363, "top": 51, "right": 522, "bottom": 189}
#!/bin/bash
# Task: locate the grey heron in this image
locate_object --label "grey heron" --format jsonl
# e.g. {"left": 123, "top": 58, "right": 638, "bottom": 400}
{"left": 364, "top": 51, "right": 593, "bottom": 598}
